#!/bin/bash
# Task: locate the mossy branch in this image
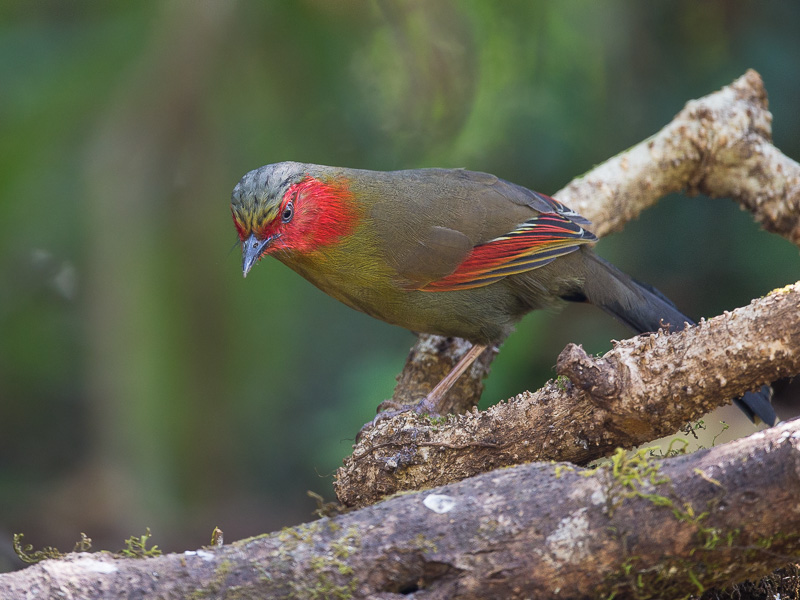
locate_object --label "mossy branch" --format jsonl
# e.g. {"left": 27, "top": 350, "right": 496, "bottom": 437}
{"left": 3, "top": 419, "right": 800, "bottom": 598}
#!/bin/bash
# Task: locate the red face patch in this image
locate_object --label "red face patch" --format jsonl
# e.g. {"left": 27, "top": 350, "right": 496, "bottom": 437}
{"left": 251, "top": 176, "right": 361, "bottom": 256}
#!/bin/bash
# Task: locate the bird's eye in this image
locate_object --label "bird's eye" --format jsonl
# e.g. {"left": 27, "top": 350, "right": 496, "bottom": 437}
{"left": 281, "top": 201, "right": 294, "bottom": 223}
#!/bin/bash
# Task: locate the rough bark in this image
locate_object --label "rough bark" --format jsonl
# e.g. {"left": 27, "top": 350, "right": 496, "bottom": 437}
{"left": 336, "top": 282, "right": 800, "bottom": 508}
{"left": 385, "top": 69, "right": 800, "bottom": 418}
{"left": 3, "top": 419, "right": 800, "bottom": 599}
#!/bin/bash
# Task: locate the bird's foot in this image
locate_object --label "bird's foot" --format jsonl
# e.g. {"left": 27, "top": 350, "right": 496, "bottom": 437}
{"left": 377, "top": 395, "right": 441, "bottom": 416}
{"left": 356, "top": 396, "right": 442, "bottom": 442}
{"left": 356, "top": 342, "right": 487, "bottom": 441}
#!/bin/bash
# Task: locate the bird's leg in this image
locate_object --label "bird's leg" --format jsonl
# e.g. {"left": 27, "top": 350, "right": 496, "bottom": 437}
{"left": 357, "top": 342, "right": 488, "bottom": 440}
{"left": 414, "top": 343, "right": 488, "bottom": 414}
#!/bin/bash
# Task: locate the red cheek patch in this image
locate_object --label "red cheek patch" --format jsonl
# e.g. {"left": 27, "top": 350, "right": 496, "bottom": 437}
{"left": 271, "top": 176, "right": 361, "bottom": 254}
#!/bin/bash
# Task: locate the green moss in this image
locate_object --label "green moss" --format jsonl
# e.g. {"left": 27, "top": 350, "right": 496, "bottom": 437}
{"left": 13, "top": 528, "right": 163, "bottom": 566}
{"left": 411, "top": 533, "right": 438, "bottom": 554}
{"left": 771, "top": 283, "right": 797, "bottom": 295}
{"left": 328, "top": 520, "right": 342, "bottom": 533}
{"left": 209, "top": 526, "right": 224, "bottom": 547}
{"left": 425, "top": 414, "right": 448, "bottom": 426}
{"left": 287, "top": 525, "right": 361, "bottom": 600}
{"left": 186, "top": 559, "right": 237, "bottom": 600}
{"left": 330, "top": 526, "right": 360, "bottom": 560}
{"left": 74, "top": 532, "right": 93, "bottom": 552}
{"left": 650, "top": 421, "right": 729, "bottom": 461}
{"left": 252, "top": 522, "right": 362, "bottom": 600}
{"left": 591, "top": 446, "right": 800, "bottom": 598}
{"left": 687, "top": 567, "right": 705, "bottom": 594}
{"left": 12, "top": 533, "right": 66, "bottom": 564}
{"left": 710, "top": 422, "right": 730, "bottom": 447}
{"left": 601, "top": 528, "right": 800, "bottom": 600}
{"left": 118, "top": 528, "right": 161, "bottom": 558}
{"left": 554, "top": 464, "right": 575, "bottom": 478}
{"left": 276, "top": 520, "right": 324, "bottom": 549}
{"left": 599, "top": 447, "right": 670, "bottom": 516}
{"left": 12, "top": 531, "right": 95, "bottom": 564}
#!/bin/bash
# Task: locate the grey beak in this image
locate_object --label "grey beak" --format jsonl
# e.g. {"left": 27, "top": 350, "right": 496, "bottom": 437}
{"left": 242, "top": 233, "right": 273, "bottom": 278}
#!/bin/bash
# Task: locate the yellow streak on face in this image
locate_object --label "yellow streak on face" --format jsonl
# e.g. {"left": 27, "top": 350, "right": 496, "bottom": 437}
{"left": 233, "top": 202, "right": 280, "bottom": 238}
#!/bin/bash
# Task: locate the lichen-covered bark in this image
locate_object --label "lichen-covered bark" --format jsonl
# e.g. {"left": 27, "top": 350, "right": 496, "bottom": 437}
{"left": 335, "top": 282, "right": 800, "bottom": 508}
{"left": 3, "top": 419, "right": 800, "bottom": 599}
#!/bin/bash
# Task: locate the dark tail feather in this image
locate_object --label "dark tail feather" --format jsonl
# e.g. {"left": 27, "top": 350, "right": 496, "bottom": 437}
{"left": 572, "top": 253, "right": 777, "bottom": 426}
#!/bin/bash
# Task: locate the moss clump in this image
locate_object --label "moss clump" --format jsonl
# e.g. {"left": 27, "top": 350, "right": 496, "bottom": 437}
{"left": 554, "top": 464, "right": 575, "bottom": 478}
{"left": 12, "top": 532, "right": 94, "bottom": 564}
{"left": 601, "top": 447, "right": 671, "bottom": 516}
{"left": 13, "top": 533, "right": 67, "bottom": 564}
{"left": 594, "top": 447, "right": 785, "bottom": 598}
{"left": 118, "top": 528, "right": 161, "bottom": 558}
{"left": 13, "top": 529, "right": 164, "bottom": 565}
{"left": 425, "top": 414, "right": 449, "bottom": 426}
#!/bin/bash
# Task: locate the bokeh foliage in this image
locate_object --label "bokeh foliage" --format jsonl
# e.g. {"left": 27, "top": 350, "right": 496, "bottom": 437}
{"left": 0, "top": 0, "right": 798, "bottom": 568}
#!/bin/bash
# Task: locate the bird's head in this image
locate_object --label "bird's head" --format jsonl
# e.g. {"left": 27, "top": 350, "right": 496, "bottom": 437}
{"left": 230, "top": 162, "right": 360, "bottom": 277}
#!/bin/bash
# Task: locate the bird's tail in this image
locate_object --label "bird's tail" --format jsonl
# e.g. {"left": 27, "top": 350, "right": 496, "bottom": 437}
{"left": 571, "top": 252, "right": 776, "bottom": 425}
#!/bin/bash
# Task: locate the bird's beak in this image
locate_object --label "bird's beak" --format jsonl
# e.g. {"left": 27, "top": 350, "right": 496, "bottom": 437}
{"left": 242, "top": 233, "right": 273, "bottom": 278}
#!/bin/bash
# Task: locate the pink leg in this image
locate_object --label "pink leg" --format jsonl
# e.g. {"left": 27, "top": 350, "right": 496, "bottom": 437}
{"left": 415, "top": 343, "right": 488, "bottom": 414}
{"left": 358, "top": 343, "right": 489, "bottom": 440}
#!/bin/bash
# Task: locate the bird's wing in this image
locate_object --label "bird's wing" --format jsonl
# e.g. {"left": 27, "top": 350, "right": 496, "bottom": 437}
{"left": 367, "top": 168, "right": 595, "bottom": 289}
{"left": 460, "top": 169, "right": 592, "bottom": 227}
{"left": 420, "top": 212, "right": 596, "bottom": 291}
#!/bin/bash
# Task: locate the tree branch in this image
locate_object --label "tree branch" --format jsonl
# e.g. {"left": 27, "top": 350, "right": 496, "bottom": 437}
{"left": 335, "top": 281, "right": 800, "bottom": 508}
{"left": 558, "top": 69, "right": 800, "bottom": 243}
{"left": 384, "top": 69, "right": 800, "bottom": 418}
{"left": 348, "top": 70, "right": 800, "bottom": 508}
{"left": 4, "top": 418, "right": 800, "bottom": 599}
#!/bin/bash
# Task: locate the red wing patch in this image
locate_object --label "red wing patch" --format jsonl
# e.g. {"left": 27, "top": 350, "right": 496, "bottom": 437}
{"left": 421, "top": 214, "right": 596, "bottom": 291}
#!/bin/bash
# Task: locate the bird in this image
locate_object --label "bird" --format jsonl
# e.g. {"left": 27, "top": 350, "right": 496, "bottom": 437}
{"left": 230, "top": 161, "right": 777, "bottom": 426}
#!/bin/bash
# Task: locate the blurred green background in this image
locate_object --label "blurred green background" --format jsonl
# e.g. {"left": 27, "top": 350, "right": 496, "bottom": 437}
{"left": 1, "top": 0, "right": 799, "bottom": 569}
